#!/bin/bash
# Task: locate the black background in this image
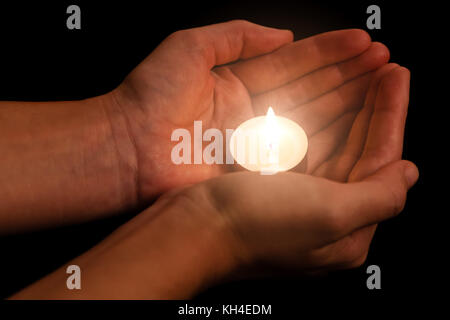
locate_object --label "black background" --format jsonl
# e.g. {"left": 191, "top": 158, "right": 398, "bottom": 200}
{"left": 0, "top": 0, "right": 441, "bottom": 314}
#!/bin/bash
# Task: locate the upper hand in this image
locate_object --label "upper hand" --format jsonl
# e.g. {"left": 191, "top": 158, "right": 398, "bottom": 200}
{"left": 107, "top": 20, "right": 389, "bottom": 203}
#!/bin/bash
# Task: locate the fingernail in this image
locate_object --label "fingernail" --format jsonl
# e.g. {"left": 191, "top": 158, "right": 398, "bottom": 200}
{"left": 404, "top": 163, "right": 419, "bottom": 188}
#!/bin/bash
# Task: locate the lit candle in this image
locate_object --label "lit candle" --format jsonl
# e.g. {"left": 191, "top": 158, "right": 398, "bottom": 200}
{"left": 229, "top": 107, "right": 308, "bottom": 174}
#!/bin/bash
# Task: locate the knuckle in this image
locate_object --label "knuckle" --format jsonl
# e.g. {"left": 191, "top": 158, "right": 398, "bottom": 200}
{"left": 347, "top": 251, "right": 369, "bottom": 269}
{"left": 182, "top": 30, "right": 205, "bottom": 47}
{"left": 169, "top": 185, "right": 208, "bottom": 214}
{"left": 323, "top": 202, "right": 347, "bottom": 237}
{"left": 229, "top": 19, "right": 252, "bottom": 28}
{"left": 167, "top": 29, "right": 204, "bottom": 47}
{"left": 337, "top": 238, "right": 366, "bottom": 268}
{"left": 165, "top": 29, "right": 211, "bottom": 68}
{"left": 166, "top": 29, "right": 184, "bottom": 42}
{"left": 336, "top": 241, "right": 368, "bottom": 269}
{"left": 384, "top": 182, "right": 407, "bottom": 216}
{"left": 321, "top": 186, "right": 349, "bottom": 237}
{"left": 359, "top": 152, "right": 391, "bottom": 172}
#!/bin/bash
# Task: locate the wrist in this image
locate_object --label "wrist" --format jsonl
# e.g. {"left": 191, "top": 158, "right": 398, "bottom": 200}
{"left": 11, "top": 184, "right": 241, "bottom": 299}
{"left": 96, "top": 90, "right": 140, "bottom": 209}
{"left": 0, "top": 96, "right": 141, "bottom": 232}
{"left": 83, "top": 185, "right": 241, "bottom": 299}
{"left": 155, "top": 186, "right": 240, "bottom": 297}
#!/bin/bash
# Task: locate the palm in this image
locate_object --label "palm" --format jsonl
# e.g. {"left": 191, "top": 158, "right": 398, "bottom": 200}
{"left": 216, "top": 62, "right": 410, "bottom": 273}
{"left": 117, "top": 22, "right": 410, "bottom": 271}
{"left": 119, "top": 26, "right": 392, "bottom": 200}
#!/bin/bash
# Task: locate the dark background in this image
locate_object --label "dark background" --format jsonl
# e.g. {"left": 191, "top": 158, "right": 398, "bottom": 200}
{"left": 0, "top": 0, "right": 441, "bottom": 312}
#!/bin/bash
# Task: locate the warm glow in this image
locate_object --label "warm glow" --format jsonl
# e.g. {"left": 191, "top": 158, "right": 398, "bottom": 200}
{"left": 229, "top": 106, "right": 308, "bottom": 174}
{"left": 265, "top": 107, "right": 280, "bottom": 143}
{"left": 263, "top": 107, "right": 280, "bottom": 171}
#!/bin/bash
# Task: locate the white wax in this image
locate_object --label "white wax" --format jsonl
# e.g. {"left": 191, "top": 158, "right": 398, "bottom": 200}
{"left": 229, "top": 108, "right": 308, "bottom": 174}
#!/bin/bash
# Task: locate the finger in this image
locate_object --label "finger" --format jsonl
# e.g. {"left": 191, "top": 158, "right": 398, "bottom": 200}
{"left": 251, "top": 42, "right": 389, "bottom": 115}
{"left": 302, "top": 112, "right": 357, "bottom": 174}
{"left": 208, "top": 160, "right": 417, "bottom": 251}
{"left": 349, "top": 67, "right": 411, "bottom": 181}
{"left": 159, "top": 20, "right": 293, "bottom": 69}
{"left": 337, "top": 160, "right": 418, "bottom": 235}
{"left": 304, "top": 225, "right": 374, "bottom": 270}
{"left": 283, "top": 73, "right": 371, "bottom": 136}
{"left": 229, "top": 29, "right": 371, "bottom": 94}
{"left": 206, "top": 160, "right": 416, "bottom": 252}
{"left": 318, "top": 65, "right": 404, "bottom": 259}
{"left": 316, "top": 63, "right": 400, "bottom": 181}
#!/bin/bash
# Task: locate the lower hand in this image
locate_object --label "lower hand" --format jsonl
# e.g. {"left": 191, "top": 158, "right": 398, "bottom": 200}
{"left": 167, "top": 159, "right": 418, "bottom": 282}
{"left": 165, "top": 63, "right": 416, "bottom": 277}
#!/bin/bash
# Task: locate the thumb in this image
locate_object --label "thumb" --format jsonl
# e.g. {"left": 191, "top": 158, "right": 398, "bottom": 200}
{"left": 338, "top": 160, "right": 419, "bottom": 234}
{"left": 160, "top": 20, "right": 293, "bottom": 69}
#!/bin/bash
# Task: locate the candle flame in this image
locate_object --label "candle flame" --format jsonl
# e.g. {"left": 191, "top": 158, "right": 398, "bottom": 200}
{"left": 267, "top": 106, "right": 275, "bottom": 119}
{"left": 265, "top": 106, "right": 279, "bottom": 139}
{"left": 263, "top": 106, "right": 280, "bottom": 172}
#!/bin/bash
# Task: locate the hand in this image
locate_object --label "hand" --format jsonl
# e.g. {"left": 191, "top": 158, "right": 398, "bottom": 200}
{"left": 162, "top": 64, "right": 415, "bottom": 275}
{"left": 106, "top": 20, "right": 389, "bottom": 203}
{"left": 9, "top": 65, "right": 415, "bottom": 296}
{"left": 10, "top": 160, "right": 418, "bottom": 300}
{"left": 6, "top": 21, "right": 416, "bottom": 298}
{"left": 168, "top": 159, "right": 418, "bottom": 278}
{"left": 291, "top": 65, "right": 412, "bottom": 272}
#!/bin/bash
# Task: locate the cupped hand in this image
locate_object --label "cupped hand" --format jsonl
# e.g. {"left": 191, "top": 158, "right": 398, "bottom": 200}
{"left": 292, "top": 64, "right": 412, "bottom": 272}
{"left": 166, "top": 157, "right": 418, "bottom": 278}
{"left": 107, "top": 20, "right": 389, "bottom": 203}
{"left": 158, "top": 63, "right": 414, "bottom": 275}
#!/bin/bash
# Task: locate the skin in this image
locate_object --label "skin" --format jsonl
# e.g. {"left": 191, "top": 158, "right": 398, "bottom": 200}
{"left": 0, "top": 21, "right": 392, "bottom": 231}
{"left": 11, "top": 160, "right": 418, "bottom": 299}
{"left": 0, "top": 21, "right": 418, "bottom": 298}
{"left": 112, "top": 21, "right": 393, "bottom": 199}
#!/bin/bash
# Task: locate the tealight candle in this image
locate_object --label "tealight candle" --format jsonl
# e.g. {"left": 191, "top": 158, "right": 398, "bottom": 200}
{"left": 229, "top": 107, "right": 308, "bottom": 174}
